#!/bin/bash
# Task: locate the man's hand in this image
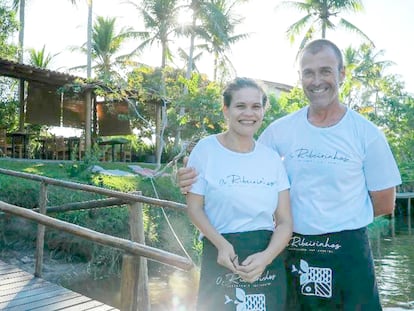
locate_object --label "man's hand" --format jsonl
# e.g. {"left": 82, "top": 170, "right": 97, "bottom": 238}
{"left": 177, "top": 156, "right": 198, "bottom": 194}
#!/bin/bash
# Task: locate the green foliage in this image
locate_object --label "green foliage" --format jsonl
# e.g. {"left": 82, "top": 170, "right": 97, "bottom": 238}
{"left": 342, "top": 44, "right": 414, "bottom": 166}
{"left": 27, "top": 45, "right": 58, "bottom": 68}
{"left": 278, "top": 0, "right": 373, "bottom": 50}
{"left": 259, "top": 87, "right": 308, "bottom": 137}
{"left": 0, "top": 174, "right": 39, "bottom": 208}
{"left": 172, "top": 74, "right": 224, "bottom": 140}
{"left": 0, "top": 2, "right": 18, "bottom": 59}
{"left": 0, "top": 94, "right": 19, "bottom": 129}
{"left": 398, "top": 162, "right": 414, "bottom": 192}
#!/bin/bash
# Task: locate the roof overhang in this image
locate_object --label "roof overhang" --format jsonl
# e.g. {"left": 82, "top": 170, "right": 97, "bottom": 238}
{"left": 0, "top": 58, "right": 82, "bottom": 86}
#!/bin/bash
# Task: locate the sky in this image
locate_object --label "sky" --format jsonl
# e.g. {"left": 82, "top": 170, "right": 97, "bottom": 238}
{"left": 21, "top": 0, "right": 414, "bottom": 93}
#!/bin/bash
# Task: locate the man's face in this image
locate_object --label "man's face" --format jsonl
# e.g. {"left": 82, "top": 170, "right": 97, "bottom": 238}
{"left": 299, "top": 47, "right": 344, "bottom": 109}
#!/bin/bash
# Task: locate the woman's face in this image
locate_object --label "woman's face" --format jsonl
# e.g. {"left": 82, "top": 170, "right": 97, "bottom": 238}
{"left": 223, "top": 87, "right": 265, "bottom": 138}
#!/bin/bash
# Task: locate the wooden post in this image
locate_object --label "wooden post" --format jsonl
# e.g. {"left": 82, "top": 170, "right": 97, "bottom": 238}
{"left": 85, "top": 89, "right": 92, "bottom": 154}
{"left": 121, "top": 191, "right": 149, "bottom": 311}
{"left": 35, "top": 182, "right": 47, "bottom": 277}
{"left": 121, "top": 254, "right": 141, "bottom": 311}
{"left": 18, "top": 80, "right": 25, "bottom": 132}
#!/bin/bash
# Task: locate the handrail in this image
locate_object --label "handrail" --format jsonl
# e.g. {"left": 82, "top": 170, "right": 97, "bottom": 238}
{"left": 0, "top": 168, "right": 187, "bottom": 211}
{"left": 0, "top": 201, "right": 193, "bottom": 271}
{"left": 0, "top": 166, "right": 193, "bottom": 310}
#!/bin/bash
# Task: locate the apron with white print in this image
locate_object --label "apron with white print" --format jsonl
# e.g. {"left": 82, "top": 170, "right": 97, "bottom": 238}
{"left": 285, "top": 227, "right": 382, "bottom": 311}
{"left": 197, "top": 230, "right": 287, "bottom": 311}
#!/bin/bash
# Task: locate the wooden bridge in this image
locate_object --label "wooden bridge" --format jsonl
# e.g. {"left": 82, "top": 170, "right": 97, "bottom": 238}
{"left": 0, "top": 259, "right": 118, "bottom": 310}
{"left": 0, "top": 168, "right": 193, "bottom": 311}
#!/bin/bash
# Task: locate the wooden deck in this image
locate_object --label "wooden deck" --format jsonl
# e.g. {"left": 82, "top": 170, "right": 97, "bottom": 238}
{"left": 0, "top": 260, "right": 119, "bottom": 311}
{"left": 396, "top": 192, "right": 413, "bottom": 216}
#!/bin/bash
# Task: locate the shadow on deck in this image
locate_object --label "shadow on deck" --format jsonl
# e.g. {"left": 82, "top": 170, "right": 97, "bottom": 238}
{"left": 0, "top": 259, "right": 119, "bottom": 311}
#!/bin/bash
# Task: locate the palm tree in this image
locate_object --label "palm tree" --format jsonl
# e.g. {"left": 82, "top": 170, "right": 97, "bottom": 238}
{"left": 342, "top": 43, "right": 394, "bottom": 114}
{"left": 128, "top": 0, "right": 181, "bottom": 69}
{"left": 127, "top": 0, "right": 182, "bottom": 166}
{"left": 173, "top": 0, "right": 247, "bottom": 146}
{"left": 27, "top": 45, "right": 59, "bottom": 68}
{"left": 196, "top": 0, "right": 250, "bottom": 82}
{"left": 89, "top": 16, "right": 137, "bottom": 81}
{"left": 277, "top": 0, "right": 374, "bottom": 51}
{"left": 180, "top": 0, "right": 248, "bottom": 80}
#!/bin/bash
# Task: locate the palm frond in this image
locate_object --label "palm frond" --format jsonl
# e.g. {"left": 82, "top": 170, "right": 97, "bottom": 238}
{"left": 337, "top": 18, "right": 375, "bottom": 47}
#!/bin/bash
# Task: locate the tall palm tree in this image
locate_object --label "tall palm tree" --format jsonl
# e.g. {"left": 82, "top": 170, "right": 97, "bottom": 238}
{"left": 127, "top": 0, "right": 182, "bottom": 166}
{"left": 277, "top": 0, "right": 374, "bottom": 51}
{"left": 85, "top": 0, "right": 93, "bottom": 78}
{"left": 128, "top": 0, "right": 181, "bottom": 69}
{"left": 197, "top": 0, "right": 250, "bottom": 82}
{"left": 71, "top": 16, "right": 137, "bottom": 82}
{"left": 180, "top": 0, "right": 248, "bottom": 80}
{"left": 173, "top": 0, "right": 247, "bottom": 145}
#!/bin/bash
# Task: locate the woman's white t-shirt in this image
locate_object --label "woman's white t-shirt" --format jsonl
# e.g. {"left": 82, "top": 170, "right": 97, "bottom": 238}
{"left": 187, "top": 135, "right": 290, "bottom": 235}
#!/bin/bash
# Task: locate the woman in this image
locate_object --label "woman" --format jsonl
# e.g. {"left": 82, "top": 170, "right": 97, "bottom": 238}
{"left": 186, "top": 77, "right": 292, "bottom": 310}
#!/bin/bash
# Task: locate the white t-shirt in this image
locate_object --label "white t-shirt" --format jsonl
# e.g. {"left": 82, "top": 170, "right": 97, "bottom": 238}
{"left": 187, "top": 135, "right": 290, "bottom": 235}
{"left": 259, "top": 106, "right": 402, "bottom": 235}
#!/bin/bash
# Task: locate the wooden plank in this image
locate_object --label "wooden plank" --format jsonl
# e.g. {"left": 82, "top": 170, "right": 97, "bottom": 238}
{"left": 0, "top": 283, "right": 62, "bottom": 301}
{"left": 0, "top": 260, "right": 119, "bottom": 311}
{"left": 0, "top": 280, "right": 54, "bottom": 297}
{"left": 0, "top": 287, "right": 67, "bottom": 308}
{"left": 59, "top": 300, "right": 106, "bottom": 311}
{"left": 0, "top": 273, "right": 44, "bottom": 288}
{"left": 3, "top": 291, "right": 85, "bottom": 310}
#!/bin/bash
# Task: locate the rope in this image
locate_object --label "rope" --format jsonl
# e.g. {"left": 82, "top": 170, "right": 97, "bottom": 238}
{"left": 148, "top": 176, "right": 194, "bottom": 262}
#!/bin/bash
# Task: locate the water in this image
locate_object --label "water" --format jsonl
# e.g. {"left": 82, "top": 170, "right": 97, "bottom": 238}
{"left": 371, "top": 213, "right": 414, "bottom": 309}
{"left": 65, "top": 214, "right": 414, "bottom": 310}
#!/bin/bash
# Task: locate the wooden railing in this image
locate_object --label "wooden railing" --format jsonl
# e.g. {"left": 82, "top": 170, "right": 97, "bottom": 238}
{"left": 0, "top": 168, "right": 193, "bottom": 311}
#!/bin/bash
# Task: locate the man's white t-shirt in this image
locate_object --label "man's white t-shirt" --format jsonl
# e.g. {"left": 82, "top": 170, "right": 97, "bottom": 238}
{"left": 259, "top": 106, "right": 402, "bottom": 235}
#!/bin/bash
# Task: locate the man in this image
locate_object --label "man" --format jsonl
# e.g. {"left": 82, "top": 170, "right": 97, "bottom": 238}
{"left": 178, "top": 39, "right": 401, "bottom": 310}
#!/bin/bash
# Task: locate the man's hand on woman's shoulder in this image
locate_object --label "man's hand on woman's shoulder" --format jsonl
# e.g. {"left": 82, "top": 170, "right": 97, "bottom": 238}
{"left": 177, "top": 156, "right": 198, "bottom": 194}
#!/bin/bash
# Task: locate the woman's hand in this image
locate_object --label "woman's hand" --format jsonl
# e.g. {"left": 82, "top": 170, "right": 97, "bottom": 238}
{"left": 216, "top": 241, "right": 239, "bottom": 273}
{"left": 236, "top": 252, "right": 268, "bottom": 283}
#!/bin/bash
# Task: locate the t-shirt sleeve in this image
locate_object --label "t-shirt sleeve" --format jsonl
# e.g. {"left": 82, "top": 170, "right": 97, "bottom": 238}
{"left": 275, "top": 153, "right": 290, "bottom": 192}
{"left": 258, "top": 125, "right": 276, "bottom": 150}
{"left": 364, "top": 132, "right": 402, "bottom": 191}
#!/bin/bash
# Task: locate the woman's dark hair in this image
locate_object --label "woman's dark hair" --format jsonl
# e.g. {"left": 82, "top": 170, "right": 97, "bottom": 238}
{"left": 222, "top": 77, "right": 268, "bottom": 107}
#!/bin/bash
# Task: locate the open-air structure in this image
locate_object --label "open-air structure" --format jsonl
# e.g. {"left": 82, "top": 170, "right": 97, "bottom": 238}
{"left": 0, "top": 58, "right": 132, "bottom": 160}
